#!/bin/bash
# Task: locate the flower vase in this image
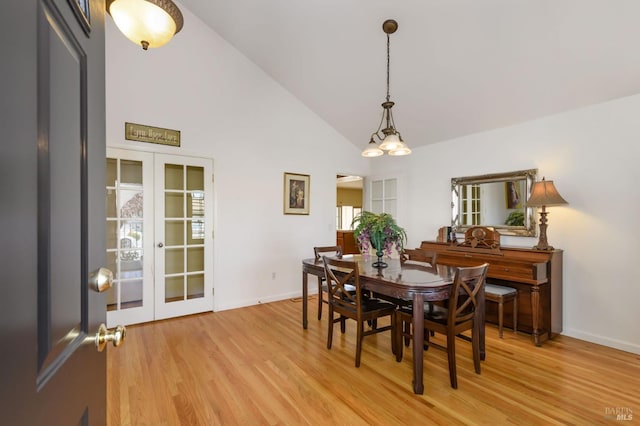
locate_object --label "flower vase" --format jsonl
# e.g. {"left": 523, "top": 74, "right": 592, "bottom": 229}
{"left": 370, "top": 231, "right": 388, "bottom": 268}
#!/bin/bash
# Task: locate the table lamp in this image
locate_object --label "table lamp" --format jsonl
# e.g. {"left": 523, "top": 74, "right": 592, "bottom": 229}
{"left": 526, "top": 177, "right": 568, "bottom": 250}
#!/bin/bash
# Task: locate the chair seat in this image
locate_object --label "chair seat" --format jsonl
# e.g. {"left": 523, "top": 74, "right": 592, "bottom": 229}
{"left": 485, "top": 284, "right": 517, "bottom": 297}
{"left": 362, "top": 298, "right": 397, "bottom": 312}
{"left": 399, "top": 303, "right": 449, "bottom": 322}
{"left": 484, "top": 283, "right": 518, "bottom": 338}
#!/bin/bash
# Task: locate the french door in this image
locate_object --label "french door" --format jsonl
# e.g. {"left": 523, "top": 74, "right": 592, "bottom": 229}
{"left": 154, "top": 153, "right": 214, "bottom": 320}
{"left": 106, "top": 148, "right": 214, "bottom": 326}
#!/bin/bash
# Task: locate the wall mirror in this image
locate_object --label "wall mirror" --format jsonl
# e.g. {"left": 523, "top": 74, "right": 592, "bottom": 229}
{"left": 451, "top": 169, "right": 538, "bottom": 237}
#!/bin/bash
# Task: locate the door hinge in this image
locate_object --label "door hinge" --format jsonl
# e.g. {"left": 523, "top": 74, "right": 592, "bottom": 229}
{"left": 212, "top": 288, "right": 215, "bottom": 296}
{"left": 212, "top": 174, "right": 214, "bottom": 183}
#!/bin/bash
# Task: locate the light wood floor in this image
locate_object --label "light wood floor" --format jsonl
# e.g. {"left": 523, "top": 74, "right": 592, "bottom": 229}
{"left": 107, "top": 296, "right": 639, "bottom": 425}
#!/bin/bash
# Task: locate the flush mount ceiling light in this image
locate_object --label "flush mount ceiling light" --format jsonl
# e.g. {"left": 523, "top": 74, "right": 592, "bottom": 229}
{"left": 362, "top": 19, "right": 411, "bottom": 158}
{"left": 107, "top": 0, "right": 184, "bottom": 50}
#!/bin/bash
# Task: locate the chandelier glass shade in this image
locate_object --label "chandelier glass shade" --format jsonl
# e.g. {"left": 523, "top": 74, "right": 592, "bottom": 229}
{"left": 107, "top": 0, "right": 184, "bottom": 50}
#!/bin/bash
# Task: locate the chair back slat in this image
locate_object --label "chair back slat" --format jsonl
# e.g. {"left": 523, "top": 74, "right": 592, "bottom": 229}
{"left": 314, "top": 245, "right": 342, "bottom": 261}
{"left": 448, "top": 263, "right": 489, "bottom": 325}
{"left": 401, "top": 248, "right": 437, "bottom": 266}
{"left": 322, "top": 257, "right": 362, "bottom": 313}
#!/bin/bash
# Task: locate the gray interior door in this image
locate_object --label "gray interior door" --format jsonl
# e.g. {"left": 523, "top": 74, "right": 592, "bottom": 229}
{"left": 0, "top": 0, "right": 107, "bottom": 424}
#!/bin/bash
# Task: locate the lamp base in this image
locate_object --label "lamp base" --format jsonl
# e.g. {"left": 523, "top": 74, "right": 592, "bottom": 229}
{"left": 533, "top": 209, "right": 555, "bottom": 251}
{"left": 532, "top": 243, "right": 555, "bottom": 251}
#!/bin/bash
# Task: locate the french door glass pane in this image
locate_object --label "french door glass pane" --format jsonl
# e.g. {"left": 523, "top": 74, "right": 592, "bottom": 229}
{"left": 165, "top": 248, "right": 184, "bottom": 274}
{"left": 165, "top": 192, "right": 184, "bottom": 217}
{"left": 187, "top": 274, "right": 204, "bottom": 299}
{"left": 384, "top": 179, "right": 397, "bottom": 198}
{"left": 106, "top": 220, "right": 117, "bottom": 250}
{"left": 372, "top": 181, "right": 383, "bottom": 199}
{"left": 121, "top": 160, "right": 143, "bottom": 185}
{"left": 105, "top": 157, "right": 145, "bottom": 313}
{"left": 165, "top": 164, "right": 183, "bottom": 190}
{"left": 121, "top": 280, "right": 143, "bottom": 308}
{"left": 106, "top": 189, "right": 117, "bottom": 217}
{"left": 165, "top": 276, "right": 184, "bottom": 302}
{"left": 187, "top": 247, "right": 204, "bottom": 272}
{"left": 187, "top": 220, "right": 204, "bottom": 244}
{"left": 186, "top": 166, "right": 204, "bottom": 190}
{"left": 165, "top": 220, "right": 184, "bottom": 246}
{"left": 106, "top": 158, "right": 117, "bottom": 186}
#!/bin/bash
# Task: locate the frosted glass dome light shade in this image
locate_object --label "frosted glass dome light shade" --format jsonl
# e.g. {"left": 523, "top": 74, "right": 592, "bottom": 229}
{"left": 361, "top": 139, "right": 384, "bottom": 157}
{"left": 378, "top": 133, "right": 401, "bottom": 151}
{"left": 388, "top": 141, "right": 411, "bottom": 156}
{"left": 107, "top": 0, "right": 184, "bottom": 50}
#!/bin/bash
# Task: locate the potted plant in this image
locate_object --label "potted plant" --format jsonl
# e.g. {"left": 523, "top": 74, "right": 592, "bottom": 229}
{"left": 505, "top": 210, "right": 525, "bottom": 226}
{"left": 351, "top": 211, "right": 407, "bottom": 268}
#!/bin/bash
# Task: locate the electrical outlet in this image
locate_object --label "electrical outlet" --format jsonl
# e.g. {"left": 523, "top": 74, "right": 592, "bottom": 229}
{"left": 271, "top": 272, "right": 276, "bottom": 280}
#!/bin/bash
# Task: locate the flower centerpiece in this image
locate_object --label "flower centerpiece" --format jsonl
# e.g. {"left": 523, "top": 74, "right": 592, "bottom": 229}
{"left": 351, "top": 211, "right": 407, "bottom": 268}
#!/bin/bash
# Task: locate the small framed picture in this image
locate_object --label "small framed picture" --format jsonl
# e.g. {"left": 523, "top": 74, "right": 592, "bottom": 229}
{"left": 505, "top": 180, "right": 523, "bottom": 209}
{"left": 284, "top": 172, "right": 310, "bottom": 215}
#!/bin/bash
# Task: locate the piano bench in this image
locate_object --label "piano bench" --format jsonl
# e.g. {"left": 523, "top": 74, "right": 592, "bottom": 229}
{"left": 485, "top": 283, "right": 518, "bottom": 338}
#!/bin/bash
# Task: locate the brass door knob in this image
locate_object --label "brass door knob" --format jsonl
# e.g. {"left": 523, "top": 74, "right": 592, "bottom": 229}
{"left": 89, "top": 267, "right": 113, "bottom": 293}
{"left": 95, "top": 323, "right": 126, "bottom": 352}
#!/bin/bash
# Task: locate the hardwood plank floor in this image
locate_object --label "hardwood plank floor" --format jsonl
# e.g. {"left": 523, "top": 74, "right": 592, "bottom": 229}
{"left": 107, "top": 296, "right": 639, "bottom": 425}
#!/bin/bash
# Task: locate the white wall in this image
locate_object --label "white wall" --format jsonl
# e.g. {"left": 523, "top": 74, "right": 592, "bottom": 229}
{"left": 105, "top": 4, "right": 639, "bottom": 355}
{"left": 372, "top": 95, "right": 640, "bottom": 354}
{"left": 105, "top": 9, "right": 369, "bottom": 311}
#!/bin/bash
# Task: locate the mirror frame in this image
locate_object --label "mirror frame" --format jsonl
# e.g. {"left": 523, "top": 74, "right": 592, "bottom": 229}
{"left": 451, "top": 169, "right": 538, "bottom": 237}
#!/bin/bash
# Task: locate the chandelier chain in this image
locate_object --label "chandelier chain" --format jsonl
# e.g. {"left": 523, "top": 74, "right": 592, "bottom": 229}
{"left": 386, "top": 33, "right": 391, "bottom": 102}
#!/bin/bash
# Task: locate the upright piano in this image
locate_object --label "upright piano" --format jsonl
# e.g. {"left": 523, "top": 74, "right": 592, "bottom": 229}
{"left": 421, "top": 229, "right": 563, "bottom": 346}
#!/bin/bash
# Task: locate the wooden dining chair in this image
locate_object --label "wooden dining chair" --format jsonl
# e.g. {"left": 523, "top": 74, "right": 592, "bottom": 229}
{"left": 322, "top": 256, "right": 397, "bottom": 367}
{"left": 395, "top": 248, "right": 440, "bottom": 343}
{"left": 313, "top": 246, "right": 343, "bottom": 320}
{"left": 395, "top": 263, "right": 489, "bottom": 388}
{"left": 400, "top": 248, "right": 437, "bottom": 266}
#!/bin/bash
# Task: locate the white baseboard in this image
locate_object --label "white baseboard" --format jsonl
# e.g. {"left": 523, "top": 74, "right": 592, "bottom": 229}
{"left": 214, "top": 289, "right": 317, "bottom": 312}
{"left": 562, "top": 328, "right": 640, "bottom": 355}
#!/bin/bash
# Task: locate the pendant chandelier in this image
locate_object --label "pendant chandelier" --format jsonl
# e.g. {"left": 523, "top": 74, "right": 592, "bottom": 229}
{"left": 107, "top": 0, "right": 184, "bottom": 50}
{"left": 362, "top": 19, "right": 411, "bottom": 157}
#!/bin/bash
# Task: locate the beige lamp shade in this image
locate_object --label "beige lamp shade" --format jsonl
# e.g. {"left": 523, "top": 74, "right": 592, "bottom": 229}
{"left": 526, "top": 177, "right": 568, "bottom": 207}
{"left": 526, "top": 177, "right": 567, "bottom": 250}
{"left": 107, "top": 0, "right": 184, "bottom": 50}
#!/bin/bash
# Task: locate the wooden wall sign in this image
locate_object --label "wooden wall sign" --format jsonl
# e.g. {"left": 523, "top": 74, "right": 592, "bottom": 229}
{"left": 125, "top": 122, "right": 180, "bottom": 147}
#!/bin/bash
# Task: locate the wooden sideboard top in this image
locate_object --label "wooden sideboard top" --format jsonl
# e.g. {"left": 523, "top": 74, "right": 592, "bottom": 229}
{"left": 420, "top": 241, "right": 562, "bottom": 285}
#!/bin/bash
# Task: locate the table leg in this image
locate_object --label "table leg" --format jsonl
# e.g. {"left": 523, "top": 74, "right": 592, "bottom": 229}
{"left": 302, "top": 271, "right": 308, "bottom": 329}
{"left": 412, "top": 293, "right": 425, "bottom": 394}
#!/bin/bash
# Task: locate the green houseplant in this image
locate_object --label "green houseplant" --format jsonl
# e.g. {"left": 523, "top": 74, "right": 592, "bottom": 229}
{"left": 351, "top": 211, "right": 407, "bottom": 268}
{"left": 505, "top": 211, "right": 525, "bottom": 226}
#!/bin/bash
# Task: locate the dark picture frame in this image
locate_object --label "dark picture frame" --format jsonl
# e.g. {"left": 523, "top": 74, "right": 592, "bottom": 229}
{"left": 505, "top": 180, "right": 523, "bottom": 209}
{"left": 284, "top": 172, "right": 310, "bottom": 215}
{"left": 67, "top": 0, "right": 91, "bottom": 35}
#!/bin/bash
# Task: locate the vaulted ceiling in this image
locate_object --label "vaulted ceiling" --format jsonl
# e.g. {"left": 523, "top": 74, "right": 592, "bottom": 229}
{"left": 178, "top": 0, "right": 640, "bottom": 151}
